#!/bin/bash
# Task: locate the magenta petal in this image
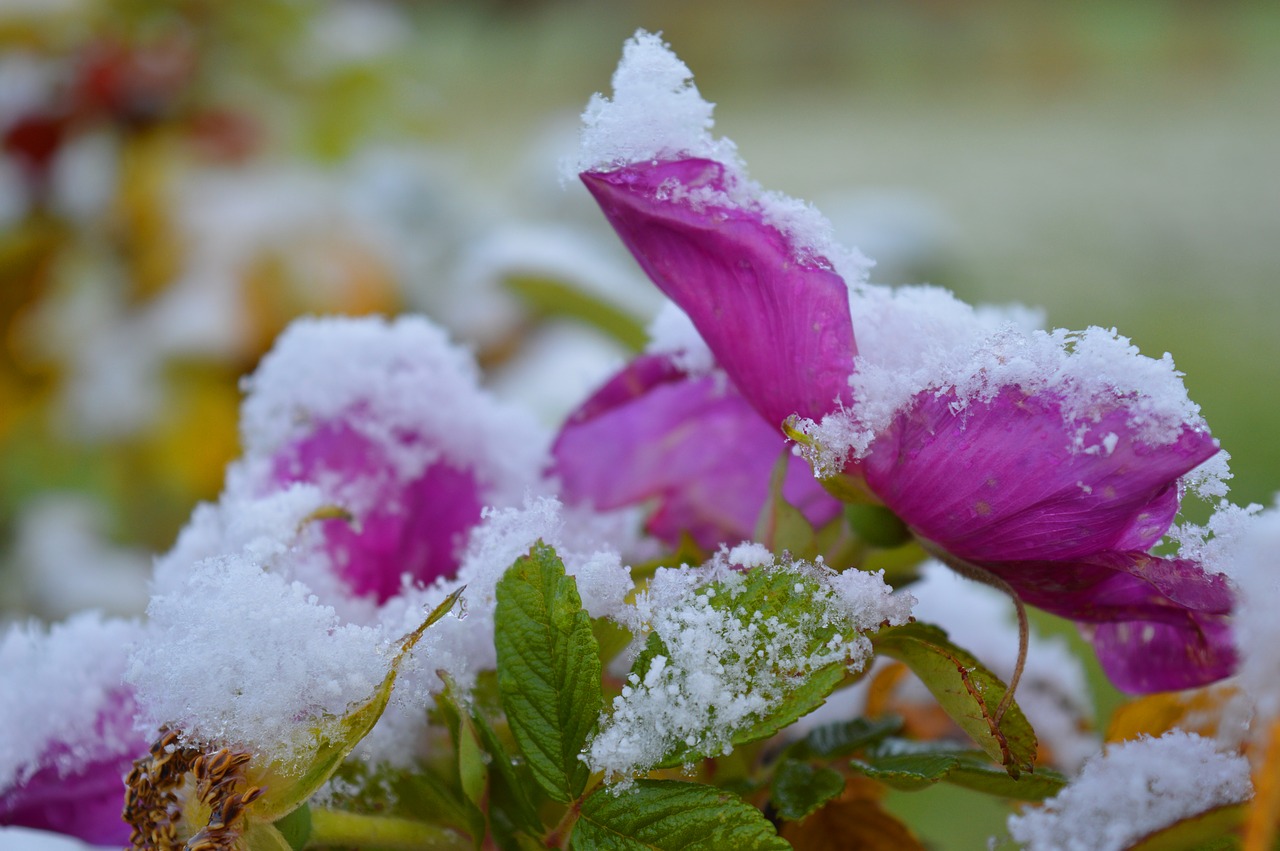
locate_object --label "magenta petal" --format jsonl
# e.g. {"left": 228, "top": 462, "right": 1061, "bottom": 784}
{"left": 0, "top": 758, "right": 131, "bottom": 845}
{"left": 863, "top": 387, "right": 1220, "bottom": 563}
{"left": 274, "top": 421, "right": 483, "bottom": 601}
{"left": 552, "top": 355, "right": 841, "bottom": 551}
{"left": 984, "top": 553, "right": 1234, "bottom": 626}
{"left": 1089, "top": 615, "right": 1236, "bottom": 693}
{"left": 581, "top": 160, "right": 856, "bottom": 427}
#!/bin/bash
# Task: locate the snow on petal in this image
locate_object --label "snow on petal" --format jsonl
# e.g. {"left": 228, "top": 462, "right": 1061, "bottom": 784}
{"left": 581, "top": 160, "right": 859, "bottom": 428}
{"left": 227, "top": 314, "right": 547, "bottom": 602}
{"left": 127, "top": 553, "right": 388, "bottom": 764}
{"left": 860, "top": 387, "right": 1219, "bottom": 564}
{"left": 0, "top": 614, "right": 145, "bottom": 846}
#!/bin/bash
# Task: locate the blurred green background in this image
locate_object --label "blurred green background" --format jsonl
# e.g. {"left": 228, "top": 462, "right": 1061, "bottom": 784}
{"left": 442, "top": 0, "right": 1280, "bottom": 504}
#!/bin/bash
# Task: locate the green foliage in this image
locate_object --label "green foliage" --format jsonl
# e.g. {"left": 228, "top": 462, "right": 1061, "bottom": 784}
{"left": 872, "top": 622, "right": 1037, "bottom": 776}
{"left": 754, "top": 449, "right": 819, "bottom": 556}
{"left": 275, "top": 545, "right": 1086, "bottom": 849}
{"left": 272, "top": 805, "right": 311, "bottom": 851}
{"left": 771, "top": 760, "right": 847, "bottom": 821}
{"left": 617, "top": 564, "right": 869, "bottom": 771}
{"left": 1123, "top": 802, "right": 1248, "bottom": 851}
{"left": 786, "top": 715, "right": 904, "bottom": 760}
{"left": 850, "top": 741, "right": 1066, "bottom": 801}
{"left": 495, "top": 541, "right": 603, "bottom": 803}
{"left": 433, "top": 677, "right": 494, "bottom": 844}
{"left": 844, "top": 504, "right": 912, "bottom": 549}
{"left": 504, "top": 274, "right": 648, "bottom": 351}
{"left": 571, "top": 780, "right": 791, "bottom": 850}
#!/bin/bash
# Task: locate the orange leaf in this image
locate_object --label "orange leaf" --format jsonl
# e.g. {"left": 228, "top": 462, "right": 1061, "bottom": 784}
{"left": 780, "top": 777, "right": 926, "bottom": 851}
{"left": 1106, "top": 684, "right": 1238, "bottom": 743}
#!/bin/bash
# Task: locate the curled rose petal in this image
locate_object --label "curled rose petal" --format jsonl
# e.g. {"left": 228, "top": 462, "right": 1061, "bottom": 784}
{"left": 861, "top": 387, "right": 1219, "bottom": 564}
{"left": 1089, "top": 616, "right": 1236, "bottom": 694}
{"left": 582, "top": 159, "right": 856, "bottom": 428}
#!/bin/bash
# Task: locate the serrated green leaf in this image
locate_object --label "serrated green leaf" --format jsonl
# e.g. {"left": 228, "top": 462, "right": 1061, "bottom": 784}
{"left": 788, "top": 715, "right": 904, "bottom": 760}
{"left": 732, "top": 663, "right": 847, "bottom": 747}
{"left": 872, "top": 621, "right": 1036, "bottom": 776}
{"left": 1125, "top": 802, "right": 1247, "bottom": 851}
{"left": 851, "top": 749, "right": 962, "bottom": 791}
{"left": 504, "top": 274, "right": 647, "bottom": 351}
{"left": 495, "top": 542, "right": 602, "bottom": 802}
{"left": 754, "top": 448, "right": 818, "bottom": 556}
{"left": 772, "top": 760, "right": 846, "bottom": 822}
{"left": 850, "top": 742, "right": 1066, "bottom": 801}
{"left": 571, "top": 780, "right": 791, "bottom": 850}
{"left": 943, "top": 758, "right": 1066, "bottom": 801}
{"left": 250, "top": 587, "right": 465, "bottom": 822}
{"left": 617, "top": 565, "right": 869, "bottom": 772}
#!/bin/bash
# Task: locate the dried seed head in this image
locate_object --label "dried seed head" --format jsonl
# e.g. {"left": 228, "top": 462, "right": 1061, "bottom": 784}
{"left": 123, "top": 727, "right": 263, "bottom": 851}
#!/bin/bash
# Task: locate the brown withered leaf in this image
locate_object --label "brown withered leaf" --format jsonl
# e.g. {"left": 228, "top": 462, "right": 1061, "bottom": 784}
{"left": 780, "top": 777, "right": 926, "bottom": 851}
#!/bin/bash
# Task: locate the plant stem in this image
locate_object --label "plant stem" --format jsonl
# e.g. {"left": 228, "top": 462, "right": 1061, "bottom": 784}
{"left": 306, "top": 808, "right": 470, "bottom": 850}
{"left": 918, "top": 538, "right": 1027, "bottom": 725}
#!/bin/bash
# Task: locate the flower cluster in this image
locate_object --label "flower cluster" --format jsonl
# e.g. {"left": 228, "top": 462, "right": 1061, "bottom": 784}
{"left": 1, "top": 27, "right": 1273, "bottom": 851}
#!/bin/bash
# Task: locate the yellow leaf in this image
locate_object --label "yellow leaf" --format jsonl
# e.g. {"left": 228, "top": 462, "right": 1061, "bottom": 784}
{"left": 1244, "top": 718, "right": 1280, "bottom": 851}
{"left": 1106, "top": 685, "right": 1238, "bottom": 743}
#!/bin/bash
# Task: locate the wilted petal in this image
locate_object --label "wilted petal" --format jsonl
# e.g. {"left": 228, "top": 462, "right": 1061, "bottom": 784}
{"left": 1090, "top": 615, "right": 1236, "bottom": 693}
{"left": 976, "top": 553, "right": 1234, "bottom": 693}
{"left": 581, "top": 159, "right": 856, "bottom": 427}
{"left": 984, "top": 554, "right": 1232, "bottom": 625}
{"left": 552, "top": 354, "right": 840, "bottom": 550}
{"left": 862, "top": 387, "right": 1219, "bottom": 563}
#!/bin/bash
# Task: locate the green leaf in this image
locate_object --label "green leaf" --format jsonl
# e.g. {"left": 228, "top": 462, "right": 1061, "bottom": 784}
{"left": 771, "top": 760, "right": 846, "bottom": 821}
{"left": 871, "top": 621, "right": 1037, "bottom": 776}
{"left": 615, "top": 563, "right": 872, "bottom": 772}
{"left": 849, "top": 742, "right": 1066, "bottom": 801}
{"left": 732, "top": 663, "right": 847, "bottom": 747}
{"left": 754, "top": 448, "right": 818, "bottom": 556}
{"left": 250, "top": 587, "right": 465, "bottom": 821}
{"left": 272, "top": 805, "right": 311, "bottom": 851}
{"left": 843, "top": 504, "right": 912, "bottom": 549}
{"left": 388, "top": 765, "right": 486, "bottom": 846}
{"left": 571, "top": 780, "right": 791, "bottom": 850}
{"left": 1125, "top": 802, "right": 1247, "bottom": 851}
{"left": 787, "top": 715, "right": 904, "bottom": 760}
{"left": 245, "top": 820, "right": 294, "bottom": 851}
{"left": 433, "top": 677, "right": 492, "bottom": 845}
{"left": 469, "top": 702, "right": 544, "bottom": 836}
{"left": 504, "top": 274, "right": 648, "bottom": 351}
{"left": 495, "top": 542, "right": 602, "bottom": 802}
